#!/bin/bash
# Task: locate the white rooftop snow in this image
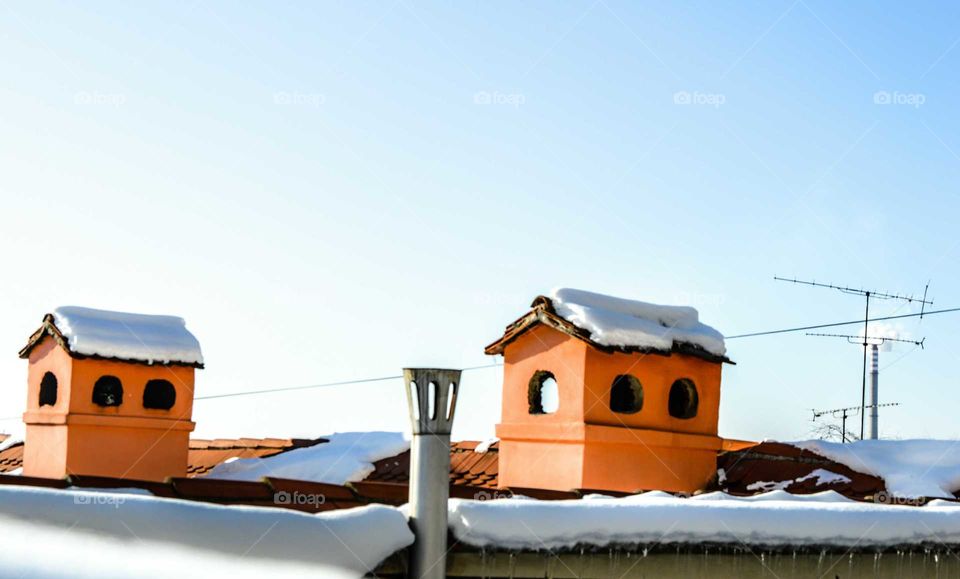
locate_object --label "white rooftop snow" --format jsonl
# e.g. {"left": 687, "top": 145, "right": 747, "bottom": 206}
{"left": 51, "top": 306, "right": 203, "bottom": 366}
{"left": 205, "top": 431, "right": 410, "bottom": 484}
{"left": 790, "top": 439, "right": 960, "bottom": 499}
{"left": 549, "top": 288, "right": 726, "bottom": 357}
{"left": 0, "top": 485, "right": 412, "bottom": 576}
{"left": 745, "top": 469, "right": 852, "bottom": 492}
{"left": 0, "top": 515, "right": 358, "bottom": 579}
{"left": 448, "top": 490, "right": 960, "bottom": 549}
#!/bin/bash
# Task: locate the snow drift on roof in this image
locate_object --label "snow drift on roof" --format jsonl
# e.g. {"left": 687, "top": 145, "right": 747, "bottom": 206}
{"left": 204, "top": 432, "right": 409, "bottom": 484}
{"left": 448, "top": 490, "right": 960, "bottom": 549}
{"left": 549, "top": 288, "right": 726, "bottom": 356}
{"left": 790, "top": 439, "right": 960, "bottom": 499}
{"left": 52, "top": 306, "right": 203, "bottom": 366}
{"left": 0, "top": 485, "right": 412, "bottom": 575}
{"left": 0, "top": 514, "right": 359, "bottom": 579}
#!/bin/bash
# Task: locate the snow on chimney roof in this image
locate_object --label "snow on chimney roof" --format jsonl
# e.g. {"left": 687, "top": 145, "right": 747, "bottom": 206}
{"left": 548, "top": 288, "right": 727, "bottom": 357}
{"left": 20, "top": 306, "right": 204, "bottom": 368}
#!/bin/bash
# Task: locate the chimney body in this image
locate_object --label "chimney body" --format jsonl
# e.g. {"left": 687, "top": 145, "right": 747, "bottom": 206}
{"left": 19, "top": 308, "right": 202, "bottom": 482}
{"left": 867, "top": 344, "right": 879, "bottom": 440}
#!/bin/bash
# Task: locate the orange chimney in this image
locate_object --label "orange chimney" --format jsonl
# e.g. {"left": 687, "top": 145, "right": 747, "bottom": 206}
{"left": 18, "top": 307, "right": 203, "bottom": 482}
{"left": 485, "top": 289, "right": 733, "bottom": 494}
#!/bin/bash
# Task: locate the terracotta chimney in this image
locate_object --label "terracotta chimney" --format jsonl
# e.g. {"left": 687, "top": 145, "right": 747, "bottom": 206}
{"left": 484, "top": 289, "right": 733, "bottom": 494}
{"left": 18, "top": 307, "right": 203, "bottom": 482}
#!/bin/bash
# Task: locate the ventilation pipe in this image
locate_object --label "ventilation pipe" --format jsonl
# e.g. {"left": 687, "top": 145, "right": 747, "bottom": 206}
{"left": 867, "top": 344, "right": 879, "bottom": 440}
{"left": 403, "top": 368, "right": 460, "bottom": 579}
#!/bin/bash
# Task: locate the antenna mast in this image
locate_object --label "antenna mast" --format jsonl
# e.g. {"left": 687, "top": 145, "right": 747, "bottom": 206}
{"left": 811, "top": 402, "right": 901, "bottom": 444}
{"left": 776, "top": 276, "right": 932, "bottom": 439}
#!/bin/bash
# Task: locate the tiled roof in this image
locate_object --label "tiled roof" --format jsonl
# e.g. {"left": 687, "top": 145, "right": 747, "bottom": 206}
{"left": 0, "top": 435, "right": 928, "bottom": 508}
{"left": 186, "top": 437, "right": 325, "bottom": 476}
{"left": 0, "top": 442, "right": 22, "bottom": 473}
{"left": 0, "top": 436, "right": 326, "bottom": 477}
{"left": 716, "top": 441, "right": 889, "bottom": 499}
{"left": 367, "top": 440, "right": 499, "bottom": 489}
{"left": 0, "top": 436, "right": 504, "bottom": 491}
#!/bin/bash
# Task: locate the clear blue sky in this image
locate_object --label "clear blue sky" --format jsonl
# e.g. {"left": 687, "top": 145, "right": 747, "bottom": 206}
{"left": 1, "top": 1, "right": 959, "bottom": 442}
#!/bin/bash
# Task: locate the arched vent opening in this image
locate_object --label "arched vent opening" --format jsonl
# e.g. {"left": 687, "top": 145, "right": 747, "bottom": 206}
{"left": 143, "top": 379, "right": 176, "bottom": 410}
{"left": 528, "top": 371, "right": 559, "bottom": 415}
{"left": 92, "top": 376, "right": 123, "bottom": 407}
{"left": 668, "top": 378, "right": 698, "bottom": 419}
{"left": 610, "top": 374, "right": 643, "bottom": 414}
{"left": 39, "top": 372, "right": 58, "bottom": 407}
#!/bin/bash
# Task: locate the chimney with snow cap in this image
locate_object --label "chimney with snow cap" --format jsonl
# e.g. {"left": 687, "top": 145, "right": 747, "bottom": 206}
{"left": 485, "top": 288, "right": 736, "bottom": 494}
{"left": 18, "top": 307, "right": 203, "bottom": 482}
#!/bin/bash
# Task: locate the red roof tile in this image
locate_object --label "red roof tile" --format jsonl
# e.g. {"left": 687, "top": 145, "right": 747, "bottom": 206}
{"left": 717, "top": 441, "right": 886, "bottom": 499}
{"left": 366, "top": 441, "right": 500, "bottom": 489}
{"left": 0, "top": 437, "right": 327, "bottom": 478}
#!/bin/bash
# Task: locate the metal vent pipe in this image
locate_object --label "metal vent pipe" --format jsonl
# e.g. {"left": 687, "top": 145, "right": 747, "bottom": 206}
{"left": 867, "top": 344, "right": 879, "bottom": 440}
{"left": 403, "top": 368, "right": 461, "bottom": 579}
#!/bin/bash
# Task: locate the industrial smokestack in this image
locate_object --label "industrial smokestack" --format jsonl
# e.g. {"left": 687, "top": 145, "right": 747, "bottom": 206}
{"left": 403, "top": 368, "right": 461, "bottom": 579}
{"left": 867, "top": 344, "right": 879, "bottom": 440}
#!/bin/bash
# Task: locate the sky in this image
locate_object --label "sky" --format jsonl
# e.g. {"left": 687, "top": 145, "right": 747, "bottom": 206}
{"left": 1, "top": 1, "right": 959, "bottom": 443}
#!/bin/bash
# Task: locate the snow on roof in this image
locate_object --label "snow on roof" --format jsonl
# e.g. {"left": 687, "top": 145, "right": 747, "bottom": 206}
{"left": 0, "top": 434, "right": 22, "bottom": 454}
{"left": 204, "top": 432, "right": 409, "bottom": 484}
{"left": 0, "top": 485, "right": 412, "bottom": 576}
{"left": 0, "top": 515, "right": 357, "bottom": 579}
{"left": 448, "top": 490, "right": 960, "bottom": 549}
{"left": 790, "top": 439, "right": 960, "bottom": 499}
{"left": 48, "top": 306, "right": 204, "bottom": 367}
{"left": 549, "top": 288, "right": 726, "bottom": 357}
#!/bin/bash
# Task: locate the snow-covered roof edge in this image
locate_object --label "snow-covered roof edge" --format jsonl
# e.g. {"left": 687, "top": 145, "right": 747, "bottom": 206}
{"left": 485, "top": 288, "right": 731, "bottom": 363}
{"left": 449, "top": 490, "right": 960, "bottom": 550}
{"left": 19, "top": 306, "right": 204, "bottom": 368}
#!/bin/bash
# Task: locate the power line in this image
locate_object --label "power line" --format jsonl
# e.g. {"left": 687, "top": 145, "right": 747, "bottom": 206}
{"left": 726, "top": 306, "right": 960, "bottom": 340}
{"left": 1, "top": 305, "right": 957, "bottom": 413}
{"left": 193, "top": 362, "right": 502, "bottom": 401}
{"left": 0, "top": 363, "right": 505, "bottom": 418}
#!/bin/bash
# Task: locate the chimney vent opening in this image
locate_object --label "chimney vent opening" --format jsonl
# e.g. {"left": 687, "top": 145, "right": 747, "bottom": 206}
{"left": 39, "top": 372, "right": 58, "bottom": 407}
{"left": 668, "top": 378, "right": 698, "bottom": 419}
{"left": 143, "top": 379, "right": 176, "bottom": 410}
{"left": 610, "top": 374, "right": 643, "bottom": 414}
{"left": 528, "top": 371, "right": 559, "bottom": 414}
{"left": 92, "top": 375, "right": 124, "bottom": 407}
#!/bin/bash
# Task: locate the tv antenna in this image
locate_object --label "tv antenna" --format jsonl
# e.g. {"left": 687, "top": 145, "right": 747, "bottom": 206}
{"left": 805, "top": 333, "right": 925, "bottom": 348}
{"left": 775, "top": 276, "right": 933, "bottom": 439}
{"left": 811, "top": 403, "right": 901, "bottom": 444}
